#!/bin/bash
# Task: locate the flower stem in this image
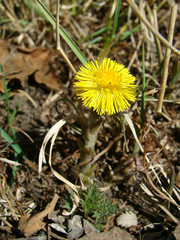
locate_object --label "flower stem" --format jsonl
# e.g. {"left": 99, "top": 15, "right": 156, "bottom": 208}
{"left": 80, "top": 110, "right": 102, "bottom": 163}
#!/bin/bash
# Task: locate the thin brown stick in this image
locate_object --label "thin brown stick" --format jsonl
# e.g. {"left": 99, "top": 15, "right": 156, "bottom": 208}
{"left": 91, "top": 135, "right": 121, "bottom": 164}
{"left": 56, "top": 0, "right": 60, "bottom": 51}
{"left": 156, "top": 4, "right": 177, "bottom": 112}
{"left": 78, "top": 135, "right": 121, "bottom": 167}
{"left": 128, "top": 39, "right": 142, "bottom": 70}
{"left": 126, "top": 0, "right": 180, "bottom": 56}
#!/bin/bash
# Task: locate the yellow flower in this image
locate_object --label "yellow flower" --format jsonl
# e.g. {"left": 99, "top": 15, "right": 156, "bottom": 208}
{"left": 74, "top": 58, "right": 136, "bottom": 115}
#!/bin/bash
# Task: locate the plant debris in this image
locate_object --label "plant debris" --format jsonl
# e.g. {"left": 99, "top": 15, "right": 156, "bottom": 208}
{"left": 0, "top": 1, "right": 180, "bottom": 239}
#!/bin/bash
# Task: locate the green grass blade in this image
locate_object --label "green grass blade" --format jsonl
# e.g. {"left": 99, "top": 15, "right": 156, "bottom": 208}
{"left": 9, "top": 102, "right": 20, "bottom": 124}
{"left": 119, "top": 23, "right": 141, "bottom": 41}
{"left": 0, "top": 65, "right": 10, "bottom": 124}
{"left": 85, "top": 37, "right": 102, "bottom": 46}
{"left": 0, "top": 127, "right": 28, "bottom": 160}
{"left": 170, "top": 60, "right": 180, "bottom": 87}
{"left": 23, "top": 0, "right": 49, "bottom": 21}
{"left": 10, "top": 163, "right": 18, "bottom": 186}
{"left": 77, "top": 26, "right": 108, "bottom": 44}
{"left": 111, "top": 0, "right": 122, "bottom": 40}
{"left": 35, "top": 0, "right": 88, "bottom": 65}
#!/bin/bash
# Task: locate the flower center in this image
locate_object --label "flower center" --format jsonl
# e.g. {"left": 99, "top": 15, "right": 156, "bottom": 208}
{"left": 95, "top": 70, "right": 120, "bottom": 89}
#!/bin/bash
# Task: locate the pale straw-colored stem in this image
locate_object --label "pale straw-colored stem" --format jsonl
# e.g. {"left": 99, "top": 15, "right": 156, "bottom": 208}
{"left": 126, "top": 0, "right": 180, "bottom": 56}
{"left": 56, "top": 0, "right": 76, "bottom": 74}
{"left": 153, "top": 7, "right": 163, "bottom": 62}
{"left": 128, "top": 39, "right": 142, "bottom": 70}
{"left": 156, "top": 4, "right": 177, "bottom": 113}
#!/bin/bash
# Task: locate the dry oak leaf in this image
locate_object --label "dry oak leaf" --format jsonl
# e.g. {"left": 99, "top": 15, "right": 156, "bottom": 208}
{"left": 18, "top": 194, "right": 59, "bottom": 237}
{"left": 0, "top": 39, "right": 62, "bottom": 91}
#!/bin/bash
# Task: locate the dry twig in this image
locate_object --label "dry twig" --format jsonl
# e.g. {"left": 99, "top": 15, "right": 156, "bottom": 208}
{"left": 156, "top": 4, "right": 177, "bottom": 112}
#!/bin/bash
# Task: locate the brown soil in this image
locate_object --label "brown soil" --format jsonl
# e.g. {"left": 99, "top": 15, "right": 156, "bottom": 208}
{"left": 0, "top": 1, "right": 180, "bottom": 240}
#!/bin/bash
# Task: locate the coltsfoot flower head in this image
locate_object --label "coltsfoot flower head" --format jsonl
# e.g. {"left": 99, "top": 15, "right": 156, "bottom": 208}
{"left": 74, "top": 58, "right": 136, "bottom": 115}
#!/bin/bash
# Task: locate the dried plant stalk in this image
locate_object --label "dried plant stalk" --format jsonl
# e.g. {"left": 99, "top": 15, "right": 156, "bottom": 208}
{"left": 157, "top": 4, "right": 177, "bottom": 112}
{"left": 153, "top": 8, "right": 163, "bottom": 62}
{"left": 126, "top": 0, "right": 180, "bottom": 56}
{"left": 56, "top": 0, "right": 76, "bottom": 74}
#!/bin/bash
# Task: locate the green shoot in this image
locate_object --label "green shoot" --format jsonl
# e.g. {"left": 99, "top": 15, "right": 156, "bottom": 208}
{"left": 111, "top": 0, "right": 122, "bottom": 41}
{"left": 169, "top": 60, "right": 180, "bottom": 87}
{"left": 0, "top": 65, "right": 20, "bottom": 127}
{"left": 0, "top": 67, "right": 27, "bottom": 185}
{"left": 85, "top": 37, "right": 102, "bottom": 46}
{"left": 119, "top": 23, "right": 140, "bottom": 41}
{"left": 77, "top": 26, "right": 108, "bottom": 44}
{"left": 9, "top": 102, "right": 20, "bottom": 124}
{"left": 0, "top": 65, "right": 10, "bottom": 125}
{"left": 80, "top": 185, "right": 118, "bottom": 230}
{"left": 62, "top": 184, "right": 118, "bottom": 231}
{"left": 0, "top": 127, "right": 27, "bottom": 161}
{"left": 62, "top": 188, "right": 75, "bottom": 212}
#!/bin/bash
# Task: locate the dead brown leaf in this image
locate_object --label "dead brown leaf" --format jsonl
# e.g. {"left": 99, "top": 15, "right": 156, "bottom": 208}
{"left": 18, "top": 194, "right": 59, "bottom": 237}
{"left": 0, "top": 39, "right": 62, "bottom": 92}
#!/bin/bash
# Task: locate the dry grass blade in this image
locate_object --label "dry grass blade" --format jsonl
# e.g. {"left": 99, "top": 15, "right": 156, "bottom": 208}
{"left": 128, "top": 39, "right": 142, "bottom": 70}
{"left": 38, "top": 119, "right": 80, "bottom": 215}
{"left": 98, "top": 42, "right": 113, "bottom": 65}
{"left": 38, "top": 119, "right": 66, "bottom": 174}
{"left": 1, "top": 0, "right": 180, "bottom": 237}
{"left": 0, "top": 177, "right": 19, "bottom": 221}
{"left": 124, "top": 113, "right": 180, "bottom": 208}
{"left": 153, "top": 8, "right": 163, "bottom": 62}
{"left": 15, "top": 90, "right": 37, "bottom": 108}
{"left": 0, "top": 157, "right": 21, "bottom": 166}
{"left": 158, "top": 204, "right": 179, "bottom": 224}
{"left": 91, "top": 135, "right": 121, "bottom": 164}
{"left": 35, "top": 0, "right": 88, "bottom": 65}
{"left": 143, "top": 150, "right": 179, "bottom": 207}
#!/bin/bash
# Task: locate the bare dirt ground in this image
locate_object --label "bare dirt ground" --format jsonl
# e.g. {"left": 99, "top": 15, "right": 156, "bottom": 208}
{"left": 0, "top": 1, "right": 180, "bottom": 239}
